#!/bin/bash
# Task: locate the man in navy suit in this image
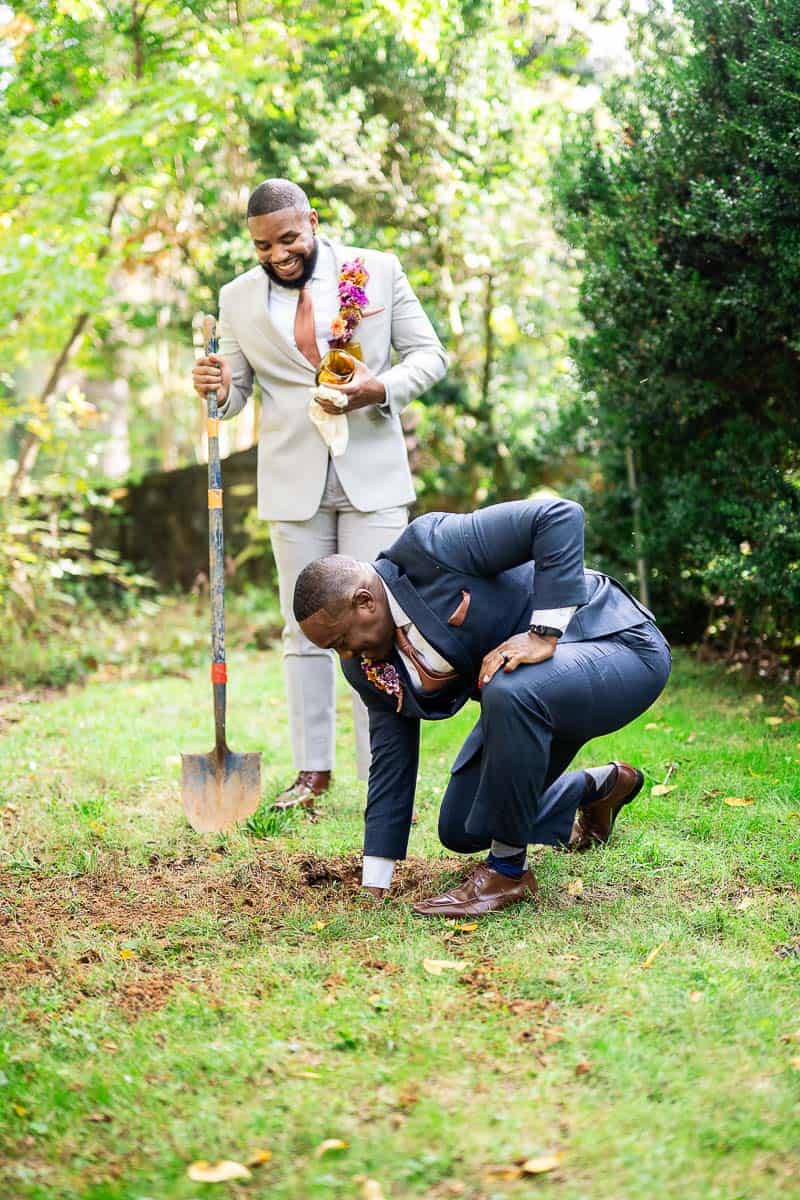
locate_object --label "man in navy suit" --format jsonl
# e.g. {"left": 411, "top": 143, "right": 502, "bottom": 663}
{"left": 294, "top": 498, "right": 671, "bottom": 917}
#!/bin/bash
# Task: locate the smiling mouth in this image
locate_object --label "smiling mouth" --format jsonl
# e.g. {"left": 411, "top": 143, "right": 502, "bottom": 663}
{"left": 274, "top": 258, "right": 300, "bottom": 273}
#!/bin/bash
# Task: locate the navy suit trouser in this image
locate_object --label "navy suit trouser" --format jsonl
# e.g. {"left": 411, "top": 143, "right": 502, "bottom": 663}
{"left": 438, "top": 621, "right": 672, "bottom": 852}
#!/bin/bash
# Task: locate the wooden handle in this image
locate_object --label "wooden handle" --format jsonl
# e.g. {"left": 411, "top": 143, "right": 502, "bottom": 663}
{"left": 199, "top": 313, "right": 226, "bottom": 751}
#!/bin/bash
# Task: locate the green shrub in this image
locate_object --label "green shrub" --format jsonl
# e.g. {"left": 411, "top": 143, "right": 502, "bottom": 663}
{"left": 556, "top": 0, "right": 800, "bottom": 649}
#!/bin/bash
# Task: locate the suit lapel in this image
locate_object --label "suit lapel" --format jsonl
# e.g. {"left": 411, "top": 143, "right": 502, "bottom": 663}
{"left": 374, "top": 560, "right": 476, "bottom": 680}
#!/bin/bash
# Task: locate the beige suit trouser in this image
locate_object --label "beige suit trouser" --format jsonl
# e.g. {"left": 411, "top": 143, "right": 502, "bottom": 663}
{"left": 270, "top": 461, "right": 408, "bottom": 779}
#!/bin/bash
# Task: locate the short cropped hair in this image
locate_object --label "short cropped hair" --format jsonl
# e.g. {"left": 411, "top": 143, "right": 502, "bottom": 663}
{"left": 247, "top": 179, "right": 311, "bottom": 219}
{"left": 293, "top": 555, "right": 362, "bottom": 623}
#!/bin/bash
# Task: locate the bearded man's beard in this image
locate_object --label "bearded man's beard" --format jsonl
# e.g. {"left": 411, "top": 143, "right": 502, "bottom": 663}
{"left": 260, "top": 238, "right": 319, "bottom": 289}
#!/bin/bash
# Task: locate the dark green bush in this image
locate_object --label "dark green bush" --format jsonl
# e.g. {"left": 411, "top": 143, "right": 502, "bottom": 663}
{"left": 556, "top": 0, "right": 800, "bottom": 649}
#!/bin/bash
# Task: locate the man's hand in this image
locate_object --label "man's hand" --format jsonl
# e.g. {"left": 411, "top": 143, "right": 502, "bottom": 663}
{"left": 361, "top": 885, "right": 389, "bottom": 903}
{"left": 192, "top": 353, "right": 231, "bottom": 403}
{"left": 316, "top": 357, "right": 386, "bottom": 414}
{"left": 479, "top": 631, "right": 558, "bottom": 688}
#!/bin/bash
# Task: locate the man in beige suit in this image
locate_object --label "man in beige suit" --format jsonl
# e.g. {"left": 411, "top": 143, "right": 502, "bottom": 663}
{"left": 192, "top": 179, "right": 447, "bottom": 808}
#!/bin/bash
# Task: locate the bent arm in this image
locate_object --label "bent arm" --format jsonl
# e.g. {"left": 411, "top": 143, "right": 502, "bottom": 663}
{"left": 363, "top": 705, "right": 420, "bottom": 863}
{"left": 377, "top": 256, "right": 447, "bottom": 418}
{"left": 421, "top": 498, "right": 589, "bottom": 609}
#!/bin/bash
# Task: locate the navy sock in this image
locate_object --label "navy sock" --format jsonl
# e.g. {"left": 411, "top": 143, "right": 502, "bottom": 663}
{"left": 486, "top": 849, "right": 526, "bottom": 878}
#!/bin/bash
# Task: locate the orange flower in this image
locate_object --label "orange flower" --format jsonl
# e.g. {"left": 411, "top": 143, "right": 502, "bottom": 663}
{"left": 330, "top": 315, "right": 347, "bottom": 338}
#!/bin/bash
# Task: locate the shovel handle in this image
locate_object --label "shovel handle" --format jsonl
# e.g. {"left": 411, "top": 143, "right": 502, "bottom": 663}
{"left": 202, "top": 314, "right": 226, "bottom": 754}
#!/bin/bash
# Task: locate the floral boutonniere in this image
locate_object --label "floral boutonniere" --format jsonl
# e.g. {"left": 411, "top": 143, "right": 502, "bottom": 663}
{"left": 329, "top": 258, "right": 370, "bottom": 348}
{"left": 361, "top": 656, "right": 404, "bottom": 713}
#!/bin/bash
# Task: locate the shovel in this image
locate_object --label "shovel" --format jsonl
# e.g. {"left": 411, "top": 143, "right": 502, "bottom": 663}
{"left": 181, "top": 315, "right": 261, "bottom": 833}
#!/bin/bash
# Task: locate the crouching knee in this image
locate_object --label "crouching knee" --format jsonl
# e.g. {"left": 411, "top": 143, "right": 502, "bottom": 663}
{"left": 437, "top": 814, "right": 486, "bottom": 855}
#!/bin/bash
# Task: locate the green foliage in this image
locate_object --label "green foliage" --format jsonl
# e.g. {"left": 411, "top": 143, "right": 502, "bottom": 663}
{"left": 0, "top": 478, "right": 157, "bottom": 686}
{"left": 1, "top": 0, "right": 592, "bottom": 504}
{"left": 556, "top": 0, "right": 800, "bottom": 647}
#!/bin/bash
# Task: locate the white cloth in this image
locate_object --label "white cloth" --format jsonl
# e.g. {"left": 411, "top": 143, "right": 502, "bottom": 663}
{"left": 530, "top": 606, "right": 577, "bottom": 634}
{"left": 309, "top": 385, "right": 349, "bottom": 456}
{"left": 217, "top": 237, "right": 448, "bottom": 521}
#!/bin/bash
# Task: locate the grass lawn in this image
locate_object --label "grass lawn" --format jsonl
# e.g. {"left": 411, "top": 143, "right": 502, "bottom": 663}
{"left": 1, "top": 627, "right": 799, "bottom": 1199}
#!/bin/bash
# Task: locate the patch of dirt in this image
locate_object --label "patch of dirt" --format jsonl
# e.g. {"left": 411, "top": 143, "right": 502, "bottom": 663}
{"left": 0, "top": 851, "right": 466, "bottom": 1003}
{"left": 298, "top": 852, "right": 463, "bottom": 901}
{"left": 114, "top": 970, "right": 181, "bottom": 1018}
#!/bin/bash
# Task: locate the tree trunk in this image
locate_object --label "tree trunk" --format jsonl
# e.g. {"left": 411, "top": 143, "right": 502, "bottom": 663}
{"left": 625, "top": 442, "right": 650, "bottom": 609}
{"left": 7, "top": 192, "right": 124, "bottom": 498}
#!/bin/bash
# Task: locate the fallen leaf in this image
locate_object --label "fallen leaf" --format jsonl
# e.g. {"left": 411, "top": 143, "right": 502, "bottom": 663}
{"left": 567, "top": 878, "right": 584, "bottom": 896}
{"left": 453, "top": 922, "right": 479, "bottom": 933}
{"left": 688, "top": 990, "right": 703, "bottom": 1003}
{"left": 521, "top": 1151, "right": 563, "bottom": 1174}
{"left": 187, "top": 1160, "right": 252, "bottom": 1183}
{"left": 765, "top": 716, "right": 783, "bottom": 727}
{"left": 12, "top": 1104, "right": 27, "bottom": 1117}
{"left": 423, "top": 959, "right": 466, "bottom": 976}
{"left": 485, "top": 1164, "right": 523, "bottom": 1181}
{"left": 641, "top": 941, "right": 666, "bottom": 970}
{"left": 118, "top": 948, "right": 137, "bottom": 961}
{"left": 790, "top": 1058, "right": 800, "bottom": 1071}
{"left": 86, "top": 1112, "right": 112, "bottom": 1123}
{"left": 644, "top": 722, "right": 660, "bottom": 730}
{"left": 362, "top": 1182, "right": 386, "bottom": 1200}
{"left": 784, "top": 695, "right": 799, "bottom": 712}
{"left": 312, "top": 920, "right": 327, "bottom": 931}
{"left": 575, "top": 1060, "right": 592, "bottom": 1076}
{"left": 651, "top": 784, "right": 676, "bottom": 796}
{"left": 313, "top": 1138, "right": 348, "bottom": 1158}
{"left": 723, "top": 796, "right": 755, "bottom": 807}
{"left": 246, "top": 1149, "right": 273, "bottom": 1167}
{"left": 686, "top": 732, "right": 697, "bottom": 744}
{"left": 779, "top": 1030, "right": 800, "bottom": 1043}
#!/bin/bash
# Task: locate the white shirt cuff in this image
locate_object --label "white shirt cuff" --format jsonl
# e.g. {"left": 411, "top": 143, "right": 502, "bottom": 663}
{"left": 530, "top": 606, "right": 577, "bottom": 634}
{"left": 362, "top": 856, "right": 396, "bottom": 889}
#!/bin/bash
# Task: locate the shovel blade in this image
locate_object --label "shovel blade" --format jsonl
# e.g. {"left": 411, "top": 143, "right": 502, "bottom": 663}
{"left": 181, "top": 747, "right": 262, "bottom": 833}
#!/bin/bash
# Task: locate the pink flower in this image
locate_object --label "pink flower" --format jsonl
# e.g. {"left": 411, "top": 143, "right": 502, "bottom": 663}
{"left": 328, "top": 258, "right": 371, "bottom": 350}
{"left": 361, "top": 657, "right": 403, "bottom": 712}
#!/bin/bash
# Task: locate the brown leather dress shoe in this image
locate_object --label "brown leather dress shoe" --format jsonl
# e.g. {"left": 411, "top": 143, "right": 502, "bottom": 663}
{"left": 412, "top": 863, "right": 538, "bottom": 918}
{"left": 272, "top": 770, "right": 331, "bottom": 811}
{"left": 567, "top": 761, "right": 644, "bottom": 852}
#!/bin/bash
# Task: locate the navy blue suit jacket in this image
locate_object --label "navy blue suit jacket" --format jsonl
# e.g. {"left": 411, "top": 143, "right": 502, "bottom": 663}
{"left": 341, "top": 499, "right": 655, "bottom": 861}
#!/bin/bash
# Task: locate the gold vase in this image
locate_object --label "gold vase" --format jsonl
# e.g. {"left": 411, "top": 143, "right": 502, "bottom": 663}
{"left": 315, "top": 343, "right": 363, "bottom": 386}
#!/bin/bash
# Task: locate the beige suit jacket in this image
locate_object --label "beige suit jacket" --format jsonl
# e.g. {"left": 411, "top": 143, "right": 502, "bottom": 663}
{"left": 217, "top": 239, "right": 448, "bottom": 521}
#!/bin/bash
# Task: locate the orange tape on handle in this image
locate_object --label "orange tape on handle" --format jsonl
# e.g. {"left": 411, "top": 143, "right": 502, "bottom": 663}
{"left": 208, "top": 489, "right": 223, "bottom": 509}
{"left": 211, "top": 662, "right": 227, "bottom": 684}
{"left": 207, "top": 418, "right": 219, "bottom": 438}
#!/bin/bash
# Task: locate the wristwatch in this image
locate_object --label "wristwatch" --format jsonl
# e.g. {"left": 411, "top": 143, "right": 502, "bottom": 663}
{"left": 528, "top": 624, "right": 563, "bottom": 639}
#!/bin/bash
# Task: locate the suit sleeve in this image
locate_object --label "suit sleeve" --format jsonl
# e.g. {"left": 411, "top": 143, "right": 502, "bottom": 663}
{"left": 377, "top": 255, "right": 448, "bottom": 419}
{"left": 216, "top": 284, "right": 255, "bottom": 421}
{"left": 422, "top": 498, "right": 589, "bottom": 609}
{"left": 363, "top": 705, "right": 420, "bottom": 860}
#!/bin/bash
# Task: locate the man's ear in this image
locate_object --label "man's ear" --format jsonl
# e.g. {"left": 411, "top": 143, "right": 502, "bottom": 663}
{"left": 353, "top": 586, "right": 376, "bottom": 612}
{"left": 309, "top": 209, "right": 319, "bottom": 233}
